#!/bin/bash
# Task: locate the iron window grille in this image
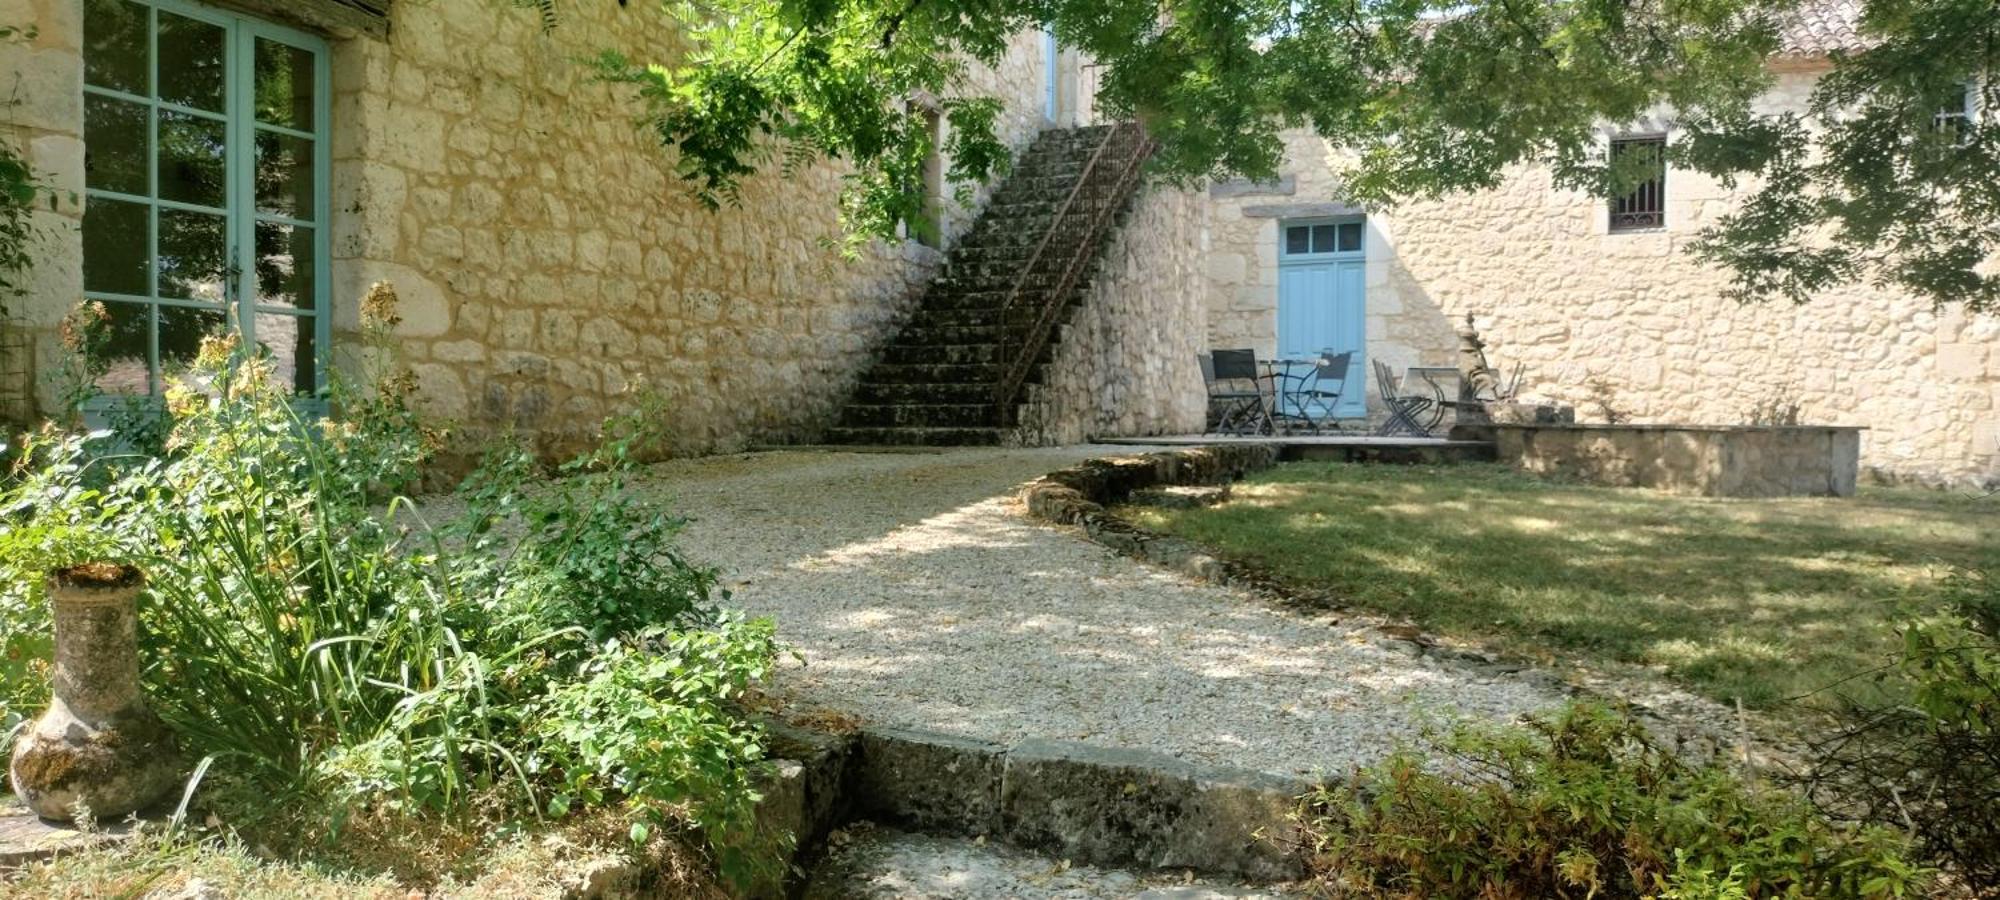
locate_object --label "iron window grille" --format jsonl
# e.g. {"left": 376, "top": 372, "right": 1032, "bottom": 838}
{"left": 1608, "top": 136, "right": 1666, "bottom": 233}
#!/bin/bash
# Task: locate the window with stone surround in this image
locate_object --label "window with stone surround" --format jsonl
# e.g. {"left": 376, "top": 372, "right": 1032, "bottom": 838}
{"left": 81, "top": 0, "right": 332, "bottom": 398}
{"left": 1607, "top": 136, "right": 1666, "bottom": 233}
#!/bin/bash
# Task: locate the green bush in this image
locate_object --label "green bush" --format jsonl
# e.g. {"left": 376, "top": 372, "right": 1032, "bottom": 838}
{"left": 1298, "top": 702, "right": 1928, "bottom": 899}
{"left": 1808, "top": 566, "right": 2000, "bottom": 892}
{"left": 0, "top": 335, "right": 781, "bottom": 886}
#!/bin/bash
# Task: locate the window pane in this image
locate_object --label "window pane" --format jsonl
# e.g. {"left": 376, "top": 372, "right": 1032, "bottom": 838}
{"left": 94, "top": 300, "right": 152, "bottom": 395}
{"left": 84, "top": 94, "right": 148, "bottom": 194}
{"left": 84, "top": 0, "right": 149, "bottom": 95}
{"left": 158, "top": 305, "right": 227, "bottom": 377}
{"left": 157, "top": 208, "right": 228, "bottom": 302}
{"left": 254, "top": 131, "right": 314, "bottom": 219}
{"left": 254, "top": 39, "right": 315, "bottom": 130}
{"left": 1337, "top": 222, "right": 1363, "bottom": 252}
{"left": 83, "top": 197, "right": 150, "bottom": 295}
{"left": 158, "top": 110, "right": 226, "bottom": 208}
{"left": 1285, "top": 226, "right": 1310, "bottom": 255}
{"left": 157, "top": 11, "right": 225, "bottom": 112}
{"left": 1311, "top": 224, "right": 1338, "bottom": 253}
{"left": 253, "top": 312, "right": 317, "bottom": 393}
{"left": 254, "top": 221, "right": 314, "bottom": 309}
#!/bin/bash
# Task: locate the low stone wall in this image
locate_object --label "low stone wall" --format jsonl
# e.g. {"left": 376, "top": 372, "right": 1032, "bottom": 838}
{"left": 1493, "top": 424, "right": 1863, "bottom": 497}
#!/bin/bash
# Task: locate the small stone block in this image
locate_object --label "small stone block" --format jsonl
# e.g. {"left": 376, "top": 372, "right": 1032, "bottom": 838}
{"left": 999, "top": 739, "right": 1308, "bottom": 881}
{"left": 854, "top": 727, "right": 1007, "bottom": 836}
{"left": 1, "top": 798, "right": 134, "bottom": 868}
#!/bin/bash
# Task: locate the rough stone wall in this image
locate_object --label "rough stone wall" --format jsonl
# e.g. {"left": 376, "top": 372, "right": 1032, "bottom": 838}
{"left": 0, "top": 0, "right": 1075, "bottom": 456}
{"left": 328, "top": 4, "right": 1072, "bottom": 458}
{"left": 1014, "top": 181, "right": 1209, "bottom": 444}
{"left": 1200, "top": 66, "right": 2000, "bottom": 485}
{"left": 1493, "top": 424, "right": 1862, "bottom": 498}
{"left": 0, "top": 0, "right": 85, "bottom": 430}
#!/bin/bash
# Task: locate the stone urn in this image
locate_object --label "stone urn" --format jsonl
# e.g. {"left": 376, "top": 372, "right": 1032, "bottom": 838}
{"left": 9, "top": 564, "right": 181, "bottom": 822}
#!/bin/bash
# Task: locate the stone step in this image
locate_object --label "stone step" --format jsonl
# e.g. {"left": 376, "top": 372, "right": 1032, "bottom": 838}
{"left": 853, "top": 381, "right": 996, "bottom": 405}
{"left": 908, "top": 306, "right": 1003, "bottom": 329}
{"left": 821, "top": 426, "right": 1009, "bottom": 446}
{"left": 848, "top": 726, "right": 1309, "bottom": 882}
{"left": 861, "top": 362, "right": 1000, "bottom": 384}
{"left": 882, "top": 342, "right": 999, "bottom": 366}
{"left": 803, "top": 827, "right": 1284, "bottom": 899}
{"left": 898, "top": 322, "right": 1003, "bottom": 345}
{"left": 839, "top": 402, "right": 999, "bottom": 428}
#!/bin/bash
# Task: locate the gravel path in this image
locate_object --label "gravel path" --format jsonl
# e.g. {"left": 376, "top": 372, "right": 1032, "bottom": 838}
{"left": 635, "top": 447, "right": 1562, "bottom": 778}
{"left": 803, "top": 826, "right": 1286, "bottom": 899}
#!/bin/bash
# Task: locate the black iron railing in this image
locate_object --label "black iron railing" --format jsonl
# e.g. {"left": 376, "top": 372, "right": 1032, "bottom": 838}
{"left": 993, "top": 122, "right": 1155, "bottom": 424}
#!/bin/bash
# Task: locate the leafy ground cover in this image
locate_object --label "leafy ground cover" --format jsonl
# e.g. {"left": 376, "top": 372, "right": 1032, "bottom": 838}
{"left": 1, "top": 303, "right": 782, "bottom": 894}
{"left": 1120, "top": 462, "right": 1999, "bottom": 713}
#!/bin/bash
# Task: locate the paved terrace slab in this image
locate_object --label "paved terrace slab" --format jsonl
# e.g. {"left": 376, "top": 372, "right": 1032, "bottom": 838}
{"left": 633, "top": 446, "right": 1561, "bottom": 779}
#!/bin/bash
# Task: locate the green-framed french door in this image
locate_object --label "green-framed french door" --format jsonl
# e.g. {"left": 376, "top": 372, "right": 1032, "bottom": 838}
{"left": 81, "top": 0, "right": 332, "bottom": 401}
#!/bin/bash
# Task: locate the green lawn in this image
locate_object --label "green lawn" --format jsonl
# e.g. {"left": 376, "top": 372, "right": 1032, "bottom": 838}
{"left": 1121, "top": 463, "right": 1999, "bottom": 712}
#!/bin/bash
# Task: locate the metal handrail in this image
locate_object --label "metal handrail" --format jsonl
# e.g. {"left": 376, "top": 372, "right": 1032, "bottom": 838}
{"left": 993, "top": 122, "right": 1154, "bottom": 423}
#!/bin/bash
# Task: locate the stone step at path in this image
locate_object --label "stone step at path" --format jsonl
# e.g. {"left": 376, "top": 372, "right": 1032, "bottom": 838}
{"left": 803, "top": 827, "right": 1286, "bottom": 899}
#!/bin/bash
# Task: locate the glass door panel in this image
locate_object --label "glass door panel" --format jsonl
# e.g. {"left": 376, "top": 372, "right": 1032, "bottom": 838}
{"left": 80, "top": 0, "right": 331, "bottom": 399}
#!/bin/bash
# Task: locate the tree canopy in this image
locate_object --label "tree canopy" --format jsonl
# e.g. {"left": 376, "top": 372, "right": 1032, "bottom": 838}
{"left": 582, "top": 0, "right": 1999, "bottom": 310}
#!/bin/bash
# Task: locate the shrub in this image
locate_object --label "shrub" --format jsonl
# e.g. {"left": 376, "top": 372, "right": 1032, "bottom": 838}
{"left": 0, "top": 336, "right": 781, "bottom": 886}
{"left": 1807, "top": 566, "right": 2000, "bottom": 892}
{"left": 1298, "top": 702, "right": 1928, "bottom": 899}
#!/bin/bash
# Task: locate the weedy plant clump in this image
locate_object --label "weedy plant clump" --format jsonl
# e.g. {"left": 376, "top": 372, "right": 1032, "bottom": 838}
{"left": 1297, "top": 702, "right": 1930, "bottom": 899}
{"left": 0, "top": 305, "right": 784, "bottom": 890}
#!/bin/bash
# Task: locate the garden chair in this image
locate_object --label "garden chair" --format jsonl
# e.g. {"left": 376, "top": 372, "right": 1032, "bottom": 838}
{"left": 1204, "top": 349, "right": 1274, "bottom": 436}
{"left": 1372, "top": 359, "right": 1440, "bottom": 437}
{"left": 1275, "top": 350, "right": 1353, "bottom": 435}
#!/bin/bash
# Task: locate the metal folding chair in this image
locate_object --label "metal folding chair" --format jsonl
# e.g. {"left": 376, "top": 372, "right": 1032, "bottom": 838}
{"left": 1204, "top": 349, "right": 1274, "bottom": 436}
{"left": 1372, "top": 359, "right": 1440, "bottom": 437}
{"left": 1280, "top": 350, "right": 1353, "bottom": 435}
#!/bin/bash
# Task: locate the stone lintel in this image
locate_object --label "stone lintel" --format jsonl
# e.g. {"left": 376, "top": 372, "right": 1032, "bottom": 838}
{"left": 1208, "top": 175, "right": 1296, "bottom": 199}
{"left": 204, "top": 0, "right": 390, "bottom": 38}
{"left": 1239, "top": 201, "right": 1367, "bottom": 219}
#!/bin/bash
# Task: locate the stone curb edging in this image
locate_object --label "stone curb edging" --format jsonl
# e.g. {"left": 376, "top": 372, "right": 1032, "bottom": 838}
{"left": 767, "top": 723, "right": 1312, "bottom": 885}
{"left": 1017, "top": 444, "right": 1580, "bottom": 678}
{"left": 1019, "top": 445, "right": 1297, "bottom": 593}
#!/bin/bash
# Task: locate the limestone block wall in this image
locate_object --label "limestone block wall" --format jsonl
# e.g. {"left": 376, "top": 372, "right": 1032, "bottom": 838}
{"left": 0, "top": 0, "right": 1079, "bottom": 457}
{"left": 0, "top": 0, "right": 85, "bottom": 429}
{"left": 1198, "top": 67, "right": 2000, "bottom": 485}
{"left": 1493, "top": 424, "right": 1863, "bottom": 498}
{"left": 1014, "top": 181, "right": 1209, "bottom": 444}
{"left": 328, "top": 4, "right": 1074, "bottom": 458}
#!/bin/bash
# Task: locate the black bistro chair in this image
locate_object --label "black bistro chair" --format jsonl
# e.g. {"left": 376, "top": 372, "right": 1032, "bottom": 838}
{"left": 1202, "top": 349, "right": 1274, "bottom": 436}
{"left": 1278, "top": 350, "right": 1354, "bottom": 434}
{"left": 1372, "top": 359, "right": 1441, "bottom": 437}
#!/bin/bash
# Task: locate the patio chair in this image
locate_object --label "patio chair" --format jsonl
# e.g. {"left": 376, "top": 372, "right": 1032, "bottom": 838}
{"left": 1372, "top": 359, "right": 1440, "bottom": 437}
{"left": 1277, "top": 350, "right": 1353, "bottom": 435}
{"left": 1204, "top": 349, "right": 1274, "bottom": 436}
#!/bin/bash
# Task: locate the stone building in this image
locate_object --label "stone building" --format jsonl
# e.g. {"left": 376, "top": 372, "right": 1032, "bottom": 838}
{"left": 0, "top": 0, "right": 1205, "bottom": 459}
{"left": 2, "top": 0, "right": 1995, "bottom": 485}
{"left": 1197, "top": 2, "right": 2000, "bottom": 485}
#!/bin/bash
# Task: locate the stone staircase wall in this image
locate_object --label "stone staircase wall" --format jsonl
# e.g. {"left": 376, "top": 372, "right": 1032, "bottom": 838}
{"left": 1012, "top": 183, "right": 1209, "bottom": 444}
{"left": 827, "top": 125, "right": 1206, "bottom": 447}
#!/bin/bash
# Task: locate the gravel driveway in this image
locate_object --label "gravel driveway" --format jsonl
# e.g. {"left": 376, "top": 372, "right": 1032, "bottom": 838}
{"left": 635, "top": 447, "right": 1560, "bottom": 778}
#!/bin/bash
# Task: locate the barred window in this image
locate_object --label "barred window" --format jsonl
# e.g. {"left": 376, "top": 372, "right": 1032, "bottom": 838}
{"left": 1934, "top": 81, "right": 1978, "bottom": 143}
{"left": 1608, "top": 136, "right": 1666, "bottom": 233}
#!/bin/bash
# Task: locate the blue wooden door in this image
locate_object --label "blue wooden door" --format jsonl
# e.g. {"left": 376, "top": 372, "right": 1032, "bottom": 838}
{"left": 1277, "top": 219, "right": 1367, "bottom": 417}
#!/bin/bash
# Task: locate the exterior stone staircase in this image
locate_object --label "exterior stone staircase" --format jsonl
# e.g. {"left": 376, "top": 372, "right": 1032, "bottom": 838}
{"left": 826, "top": 124, "right": 1154, "bottom": 446}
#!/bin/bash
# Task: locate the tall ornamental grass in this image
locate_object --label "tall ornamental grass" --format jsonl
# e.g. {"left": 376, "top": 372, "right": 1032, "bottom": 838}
{"left": 0, "top": 325, "right": 781, "bottom": 885}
